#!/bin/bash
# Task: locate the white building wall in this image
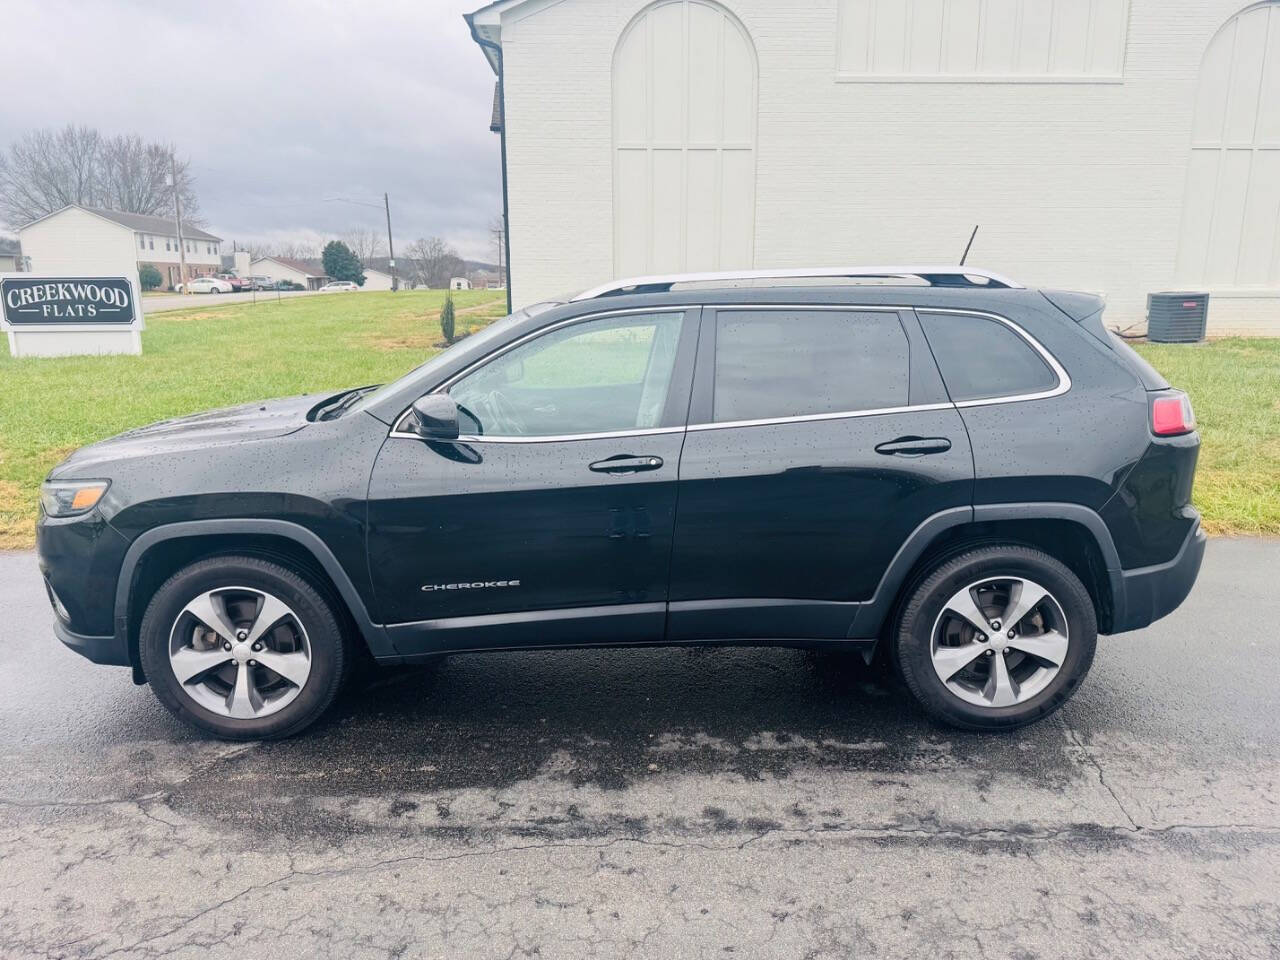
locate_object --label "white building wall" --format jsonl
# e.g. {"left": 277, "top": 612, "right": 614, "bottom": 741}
{"left": 495, "top": 0, "right": 1278, "bottom": 333}
{"left": 19, "top": 207, "right": 140, "bottom": 279}
{"left": 249, "top": 258, "right": 315, "bottom": 288}
{"left": 362, "top": 270, "right": 395, "bottom": 291}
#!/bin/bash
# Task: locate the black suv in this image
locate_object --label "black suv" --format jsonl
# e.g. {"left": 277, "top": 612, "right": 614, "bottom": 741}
{"left": 37, "top": 267, "right": 1205, "bottom": 739}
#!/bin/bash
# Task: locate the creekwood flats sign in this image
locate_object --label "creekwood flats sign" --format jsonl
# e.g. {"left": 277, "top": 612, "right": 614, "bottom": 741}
{"left": 2, "top": 277, "right": 137, "bottom": 325}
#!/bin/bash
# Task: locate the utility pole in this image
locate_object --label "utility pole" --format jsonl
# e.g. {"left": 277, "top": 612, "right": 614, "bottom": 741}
{"left": 384, "top": 192, "right": 397, "bottom": 292}
{"left": 323, "top": 194, "right": 398, "bottom": 290}
{"left": 491, "top": 216, "right": 505, "bottom": 289}
{"left": 171, "top": 153, "right": 189, "bottom": 294}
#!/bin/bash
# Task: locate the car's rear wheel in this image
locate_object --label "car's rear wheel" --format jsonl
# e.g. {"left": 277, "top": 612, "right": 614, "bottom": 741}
{"left": 893, "top": 545, "right": 1097, "bottom": 731}
{"left": 139, "top": 556, "right": 350, "bottom": 740}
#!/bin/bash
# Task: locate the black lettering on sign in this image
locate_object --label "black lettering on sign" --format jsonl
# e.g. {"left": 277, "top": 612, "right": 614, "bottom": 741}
{"left": 1, "top": 277, "right": 136, "bottom": 326}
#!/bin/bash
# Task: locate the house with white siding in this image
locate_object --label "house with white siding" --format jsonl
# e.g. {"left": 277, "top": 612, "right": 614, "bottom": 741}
{"left": 17, "top": 205, "right": 222, "bottom": 291}
{"left": 362, "top": 268, "right": 397, "bottom": 291}
{"left": 467, "top": 0, "right": 1280, "bottom": 333}
{"left": 248, "top": 256, "right": 329, "bottom": 290}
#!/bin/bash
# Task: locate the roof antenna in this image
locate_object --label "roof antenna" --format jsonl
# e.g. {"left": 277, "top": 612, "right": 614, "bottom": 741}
{"left": 959, "top": 225, "right": 979, "bottom": 266}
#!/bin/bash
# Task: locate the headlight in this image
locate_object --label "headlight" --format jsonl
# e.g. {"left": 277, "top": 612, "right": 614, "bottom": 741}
{"left": 40, "top": 480, "right": 109, "bottom": 518}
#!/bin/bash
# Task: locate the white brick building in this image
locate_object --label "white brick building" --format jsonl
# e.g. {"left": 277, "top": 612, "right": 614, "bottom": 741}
{"left": 468, "top": 0, "right": 1280, "bottom": 332}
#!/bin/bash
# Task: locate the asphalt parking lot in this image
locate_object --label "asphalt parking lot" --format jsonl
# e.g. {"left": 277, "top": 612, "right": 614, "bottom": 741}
{"left": 143, "top": 289, "right": 322, "bottom": 313}
{"left": 1, "top": 538, "right": 1277, "bottom": 959}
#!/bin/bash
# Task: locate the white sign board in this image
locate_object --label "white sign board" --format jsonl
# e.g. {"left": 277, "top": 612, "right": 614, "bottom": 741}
{"left": 1, "top": 274, "right": 145, "bottom": 357}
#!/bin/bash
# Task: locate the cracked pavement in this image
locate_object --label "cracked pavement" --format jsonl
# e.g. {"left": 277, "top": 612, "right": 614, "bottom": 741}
{"left": 1, "top": 539, "right": 1278, "bottom": 958}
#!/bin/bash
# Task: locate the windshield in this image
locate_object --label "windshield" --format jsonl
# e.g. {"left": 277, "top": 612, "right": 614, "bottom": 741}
{"left": 349, "top": 300, "right": 564, "bottom": 415}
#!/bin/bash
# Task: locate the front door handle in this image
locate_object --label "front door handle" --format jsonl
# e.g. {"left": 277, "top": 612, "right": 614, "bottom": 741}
{"left": 589, "top": 455, "right": 664, "bottom": 474}
{"left": 874, "top": 436, "right": 952, "bottom": 457}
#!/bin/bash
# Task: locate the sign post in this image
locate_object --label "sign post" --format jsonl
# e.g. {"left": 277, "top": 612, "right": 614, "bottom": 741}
{"left": 1, "top": 275, "right": 144, "bottom": 357}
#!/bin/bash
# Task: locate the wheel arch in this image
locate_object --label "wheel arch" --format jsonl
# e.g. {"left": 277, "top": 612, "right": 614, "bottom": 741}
{"left": 116, "top": 520, "right": 396, "bottom": 682}
{"left": 853, "top": 504, "right": 1124, "bottom": 644}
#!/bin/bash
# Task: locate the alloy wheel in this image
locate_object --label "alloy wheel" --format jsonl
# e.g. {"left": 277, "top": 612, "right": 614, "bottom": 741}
{"left": 929, "top": 576, "right": 1069, "bottom": 709}
{"left": 168, "top": 586, "right": 312, "bottom": 719}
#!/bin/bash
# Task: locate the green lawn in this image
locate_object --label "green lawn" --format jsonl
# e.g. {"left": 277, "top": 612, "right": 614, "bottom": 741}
{"left": 0, "top": 290, "right": 506, "bottom": 548}
{"left": 1, "top": 305, "right": 1275, "bottom": 548}
{"left": 1133, "top": 338, "right": 1280, "bottom": 537}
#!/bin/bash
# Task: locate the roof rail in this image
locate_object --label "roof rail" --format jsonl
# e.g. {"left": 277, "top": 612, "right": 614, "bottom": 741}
{"left": 570, "top": 266, "right": 1024, "bottom": 301}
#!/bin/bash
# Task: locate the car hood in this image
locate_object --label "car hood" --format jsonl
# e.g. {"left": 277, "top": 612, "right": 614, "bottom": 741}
{"left": 51, "top": 394, "right": 321, "bottom": 476}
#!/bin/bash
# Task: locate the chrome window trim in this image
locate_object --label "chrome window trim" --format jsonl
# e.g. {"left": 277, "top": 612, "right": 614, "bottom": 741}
{"left": 687, "top": 305, "right": 1069, "bottom": 431}
{"left": 388, "top": 303, "right": 1070, "bottom": 442}
{"left": 388, "top": 425, "right": 687, "bottom": 443}
{"left": 685, "top": 402, "right": 956, "bottom": 433}
{"left": 914, "top": 307, "right": 1071, "bottom": 410}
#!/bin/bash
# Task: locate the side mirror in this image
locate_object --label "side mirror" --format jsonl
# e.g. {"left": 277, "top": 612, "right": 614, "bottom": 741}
{"left": 408, "top": 394, "right": 460, "bottom": 440}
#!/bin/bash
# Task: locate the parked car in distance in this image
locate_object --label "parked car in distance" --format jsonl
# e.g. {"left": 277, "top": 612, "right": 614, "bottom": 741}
{"left": 215, "top": 273, "right": 247, "bottom": 292}
{"left": 319, "top": 281, "right": 359, "bottom": 293}
{"left": 247, "top": 276, "right": 274, "bottom": 291}
{"left": 37, "top": 266, "right": 1204, "bottom": 740}
{"left": 174, "top": 276, "right": 234, "bottom": 294}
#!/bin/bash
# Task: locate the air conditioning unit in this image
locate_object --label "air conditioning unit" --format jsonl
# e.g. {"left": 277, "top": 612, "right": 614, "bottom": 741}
{"left": 1147, "top": 292, "right": 1209, "bottom": 343}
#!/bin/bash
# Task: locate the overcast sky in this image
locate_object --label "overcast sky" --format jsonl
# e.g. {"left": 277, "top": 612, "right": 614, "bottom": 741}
{"left": 0, "top": 0, "right": 502, "bottom": 261}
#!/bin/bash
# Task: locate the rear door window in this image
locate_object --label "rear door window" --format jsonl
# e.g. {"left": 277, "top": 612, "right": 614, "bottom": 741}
{"left": 918, "top": 312, "right": 1059, "bottom": 402}
{"left": 712, "top": 310, "right": 910, "bottom": 423}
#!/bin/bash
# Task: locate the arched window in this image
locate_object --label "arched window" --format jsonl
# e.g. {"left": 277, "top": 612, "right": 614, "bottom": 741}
{"left": 1175, "top": 2, "right": 1280, "bottom": 289}
{"left": 612, "top": 0, "right": 758, "bottom": 277}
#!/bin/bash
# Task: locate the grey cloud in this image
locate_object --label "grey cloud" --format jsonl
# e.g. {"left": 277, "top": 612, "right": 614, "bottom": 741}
{"left": 0, "top": 0, "right": 502, "bottom": 260}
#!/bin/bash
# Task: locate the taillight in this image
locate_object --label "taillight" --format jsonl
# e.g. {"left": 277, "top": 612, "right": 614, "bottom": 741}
{"left": 1151, "top": 391, "right": 1196, "bottom": 436}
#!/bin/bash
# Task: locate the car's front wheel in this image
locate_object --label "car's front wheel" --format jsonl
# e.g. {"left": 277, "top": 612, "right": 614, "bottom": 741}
{"left": 139, "top": 556, "right": 350, "bottom": 740}
{"left": 894, "top": 545, "right": 1097, "bottom": 731}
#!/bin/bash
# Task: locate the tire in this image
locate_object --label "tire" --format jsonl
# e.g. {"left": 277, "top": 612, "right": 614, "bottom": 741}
{"left": 139, "top": 555, "right": 350, "bottom": 740}
{"left": 893, "top": 544, "right": 1097, "bottom": 731}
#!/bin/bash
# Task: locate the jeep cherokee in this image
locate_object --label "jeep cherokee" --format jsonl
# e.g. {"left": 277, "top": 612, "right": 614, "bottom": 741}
{"left": 36, "top": 266, "right": 1205, "bottom": 739}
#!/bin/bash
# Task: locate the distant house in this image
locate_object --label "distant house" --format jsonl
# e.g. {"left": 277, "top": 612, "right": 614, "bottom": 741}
{"left": 249, "top": 256, "right": 329, "bottom": 291}
{"left": 470, "top": 271, "right": 505, "bottom": 290}
{"left": 450, "top": 277, "right": 471, "bottom": 291}
{"left": 362, "top": 268, "right": 396, "bottom": 291}
{"left": 0, "top": 237, "right": 24, "bottom": 272}
{"left": 363, "top": 257, "right": 410, "bottom": 290}
{"left": 18, "top": 204, "right": 222, "bottom": 291}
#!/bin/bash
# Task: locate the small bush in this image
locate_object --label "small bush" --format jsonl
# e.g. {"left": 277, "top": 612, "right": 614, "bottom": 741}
{"left": 440, "top": 293, "right": 456, "bottom": 344}
{"left": 138, "top": 264, "right": 163, "bottom": 291}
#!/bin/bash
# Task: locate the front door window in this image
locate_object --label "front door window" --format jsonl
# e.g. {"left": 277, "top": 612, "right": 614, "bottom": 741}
{"left": 448, "top": 312, "right": 685, "bottom": 438}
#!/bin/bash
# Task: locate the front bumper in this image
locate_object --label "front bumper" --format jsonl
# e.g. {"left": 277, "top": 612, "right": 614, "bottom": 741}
{"left": 1110, "top": 519, "right": 1206, "bottom": 634}
{"left": 51, "top": 618, "right": 130, "bottom": 666}
{"left": 37, "top": 509, "right": 132, "bottom": 662}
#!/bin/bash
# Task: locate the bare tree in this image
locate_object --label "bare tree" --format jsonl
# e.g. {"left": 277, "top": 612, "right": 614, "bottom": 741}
{"left": 406, "top": 236, "right": 463, "bottom": 290}
{"left": 0, "top": 125, "right": 204, "bottom": 228}
{"left": 273, "top": 240, "right": 320, "bottom": 261}
{"left": 238, "top": 241, "right": 274, "bottom": 262}
{"left": 97, "top": 135, "right": 203, "bottom": 223}
{"left": 340, "top": 227, "right": 385, "bottom": 266}
{"left": 0, "top": 125, "right": 102, "bottom": 225}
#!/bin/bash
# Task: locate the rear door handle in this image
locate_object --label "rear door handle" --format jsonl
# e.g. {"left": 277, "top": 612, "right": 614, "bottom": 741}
{"left": 589, "top": 455, "right": 664, "bottom": 474}
{"left": 874, "top": 436, "right": 952, "bottom": 457}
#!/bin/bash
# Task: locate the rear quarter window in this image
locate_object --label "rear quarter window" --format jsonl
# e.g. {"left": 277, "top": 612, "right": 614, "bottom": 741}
{"left": 918, "top": 312, "right": 1059, "bottom": 402}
